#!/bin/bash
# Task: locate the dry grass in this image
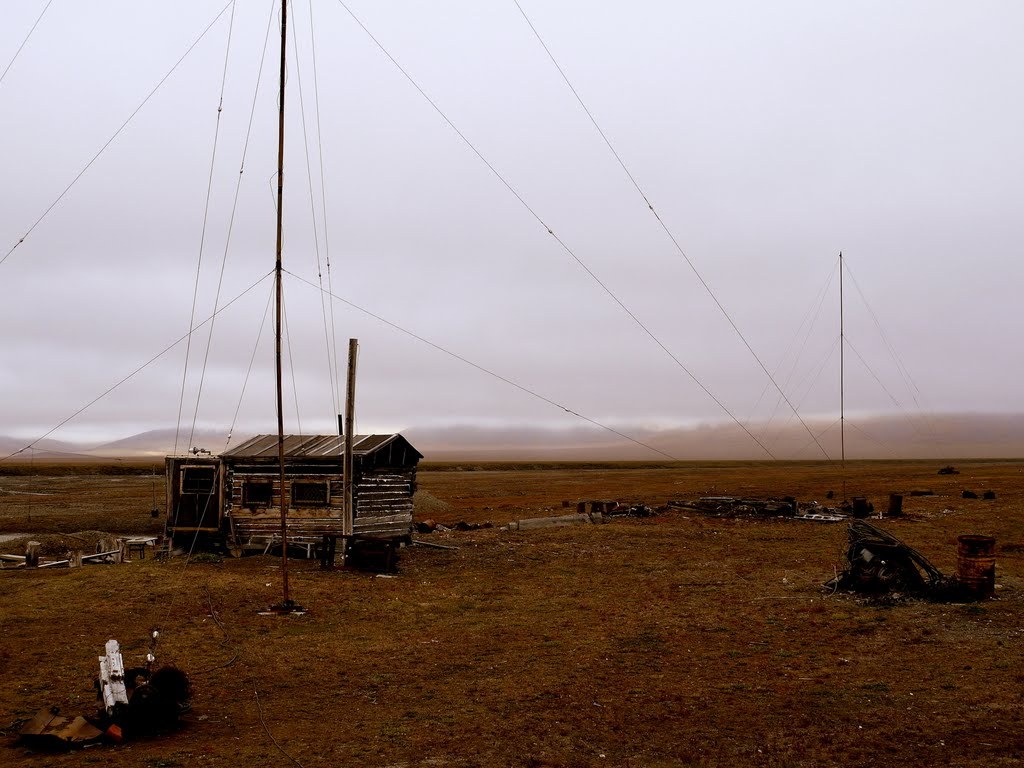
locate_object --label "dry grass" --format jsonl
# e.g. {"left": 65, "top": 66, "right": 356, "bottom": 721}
{"left": 1, "top": 459, "right": 1023, "bottom": 766}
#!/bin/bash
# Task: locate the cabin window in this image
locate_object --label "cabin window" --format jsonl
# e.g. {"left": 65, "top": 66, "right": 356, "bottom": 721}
{"left": 291, "top": 480, "right": 329, "bottom": 507}
{"left": 243, "top": 481, "right": 273, "bottom": 507}
{"left": 181, "top": 467, "right": 216, "bottom": 494}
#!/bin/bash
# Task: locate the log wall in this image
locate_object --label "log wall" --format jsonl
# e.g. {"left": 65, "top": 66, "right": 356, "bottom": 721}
{"left": 353, "top": 467, "right": 416, "bottom": 538}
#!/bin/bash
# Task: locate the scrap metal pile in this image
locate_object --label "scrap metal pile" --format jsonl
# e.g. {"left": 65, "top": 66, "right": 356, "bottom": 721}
{"left": 826, "top": 521, "right": 951, "bottom": 597}
{"left": 667, "top": 496, "right": 800, "bottom": 518}
{"left": 825, "top": 521, "right": 997, "bottom": 601}
{"left": 667, "top": 495, "right": 884, "bottom": 522}
{"left": 18, "top": 635, "right": 190, "bottom": 751}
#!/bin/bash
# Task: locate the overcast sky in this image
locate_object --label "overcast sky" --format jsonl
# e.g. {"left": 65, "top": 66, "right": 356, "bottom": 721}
{"left": 0, "top": 1, "right": 1021, "bottom": 457}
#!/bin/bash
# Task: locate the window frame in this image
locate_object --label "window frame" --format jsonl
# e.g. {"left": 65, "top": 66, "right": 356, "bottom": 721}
{"left": 242, "top": 480, "right": 273, "bottom": 507}
{"left": 180, "top": 466, "right": 216, "bottom": 495}
{"left": 290, "top": 479, "right": 330, "bottom": 507}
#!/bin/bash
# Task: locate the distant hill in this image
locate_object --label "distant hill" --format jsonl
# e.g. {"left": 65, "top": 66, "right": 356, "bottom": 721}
{"left": 405, "top": 412, "right": 1024, "bottom": 461}
{"left": 0, "top": 436, "right": 92, "bottom": 460}
{"left": 92, "top": 428, "right": 240, "bottom": 457}
{"left": 0, "top": 429, "right": 250, "bottom": 460}
{"left": 2, "top": 413, "right": 1023, "bottom": 461}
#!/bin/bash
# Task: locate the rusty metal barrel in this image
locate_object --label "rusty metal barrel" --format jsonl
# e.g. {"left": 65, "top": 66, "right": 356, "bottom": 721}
{"left": 957, "top": 535, "right": 996, "bottom": 599}
{"left": 852, "top": 497, "right": 870, "bottom": 519}
{"left": 886, "top": 493, "right": 903, "bottom": 517}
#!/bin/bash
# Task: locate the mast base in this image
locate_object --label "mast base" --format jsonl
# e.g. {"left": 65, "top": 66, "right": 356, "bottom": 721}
{"left": 260, "top": 599, "right": 306, "bottom": 616}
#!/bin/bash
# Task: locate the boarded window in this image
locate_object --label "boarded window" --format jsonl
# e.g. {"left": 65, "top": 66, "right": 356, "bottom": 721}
{"left": 181, "top": 467, "right": 216, "bottom": 494}
{"left": 243, "top": 481, "right": 273, "bottom": 506}
{"left": 292, "top": 480, "right": 329, "bottom": 507}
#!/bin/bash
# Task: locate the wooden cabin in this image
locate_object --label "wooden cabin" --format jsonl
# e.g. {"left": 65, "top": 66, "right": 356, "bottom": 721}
{"left": 165, "top": 434, "right": 423, "bottom": 554}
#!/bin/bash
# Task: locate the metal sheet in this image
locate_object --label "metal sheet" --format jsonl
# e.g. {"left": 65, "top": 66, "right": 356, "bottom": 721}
{"left": 19, "top": 709, "right": 104, "bottom": 749}
{"left": 222, "top": 433, "right": 405, "bottom": 459}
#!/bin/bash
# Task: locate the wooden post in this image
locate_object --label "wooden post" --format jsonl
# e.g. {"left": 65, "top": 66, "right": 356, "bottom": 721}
{"left": 273, "top": 0, "right": 293, "bottom": 610}
{"left": 320, "top": 535, "right": 337, "bottom": 570}
{"left": 839, "top": 251, "right": 846, "bottom": 501}
{"left": 852, "top": 497, "right": 870, "bottom": 519}
{"left": 25, "top": 541, "right": 40, "bottom": 568}
{"left": 886, "top": 493, "right": 903, "bottom": 517}
{"left": 71, "top": 550, "right": 83, "bottom": 568}
{"left": 343, "top": 339, "right": 358, "bottom": 540}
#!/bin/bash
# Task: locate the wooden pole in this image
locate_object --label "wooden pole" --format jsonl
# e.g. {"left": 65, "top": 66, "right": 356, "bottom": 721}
{"left": 839, "top": 251, "right": 846, "bottom": 501}
{"left": 887, "top": 493, "right": 903, "bottom": 517}
{"left": 343, "top": 339, "right": 358, "bottom": 539}
{"left": 274, "top": 0, "right": 292, "bottom": 608}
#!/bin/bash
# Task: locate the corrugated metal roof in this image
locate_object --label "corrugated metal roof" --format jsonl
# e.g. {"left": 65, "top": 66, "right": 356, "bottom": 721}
{"left": 222, "top": 434, "right": 405, "bottom": 459}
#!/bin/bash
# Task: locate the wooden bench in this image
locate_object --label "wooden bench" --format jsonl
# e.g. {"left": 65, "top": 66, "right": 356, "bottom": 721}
{"left": 124, "top": 536, "right": 158, "bottom": 560}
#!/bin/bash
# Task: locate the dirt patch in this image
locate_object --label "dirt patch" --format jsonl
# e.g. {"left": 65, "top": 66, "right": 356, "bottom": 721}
{"left": 1, "top": 459, "right": 1022, "bottom": 767}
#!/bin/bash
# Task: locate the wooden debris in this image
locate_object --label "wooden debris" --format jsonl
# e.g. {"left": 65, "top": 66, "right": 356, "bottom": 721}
{"left": 25, "top": 541, "right": 41, "bottom": 568}
{"left": 411, "top": 539, "right": 459, "bottom": 551}
{"left": 667, "top": 497, "right": 797, "bottom": 518}
{"left": 505, "top": 512, "right": 602, "bottom": 531}
{"left": 19, "top": 709, "right": 103, "bottom": 750}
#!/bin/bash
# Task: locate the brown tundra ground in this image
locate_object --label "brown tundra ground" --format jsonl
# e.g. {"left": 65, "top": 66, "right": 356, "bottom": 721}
{"left": 1, "top": 459, "right": 1022, "bottom": 767}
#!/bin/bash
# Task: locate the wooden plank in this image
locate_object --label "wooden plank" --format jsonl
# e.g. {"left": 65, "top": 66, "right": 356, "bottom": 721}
{"left": 354, "top": 515, "right": 412, "bottom": 526}
{"left": 412, "top": 539, "right": 458, "bottom": 551}
{"left": 353, "top": 524, "right": 411, "bottom": 536}
{"left": 81, "top": 550, "right": 122, "bottom": 562}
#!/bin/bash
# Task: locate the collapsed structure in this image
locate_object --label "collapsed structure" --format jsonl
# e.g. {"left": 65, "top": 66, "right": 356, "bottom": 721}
{"left": 826, "top": 520, "right": 997, "bottom": 600}
{"left": 165, "top": 434, "right": 423, "bottom": 554}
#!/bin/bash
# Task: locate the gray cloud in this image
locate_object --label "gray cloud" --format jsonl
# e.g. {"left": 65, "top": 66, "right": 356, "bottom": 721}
{"left": 1, "top": 1, "right": 1021, "bottom": 457}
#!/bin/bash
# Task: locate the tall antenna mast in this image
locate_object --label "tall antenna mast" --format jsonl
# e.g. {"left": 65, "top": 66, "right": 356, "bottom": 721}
{"left": 839, "top": 251, "right": 846, "bottom": 500}
{"left": 271, "top": 0, "right": 300, "bottom": 612}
